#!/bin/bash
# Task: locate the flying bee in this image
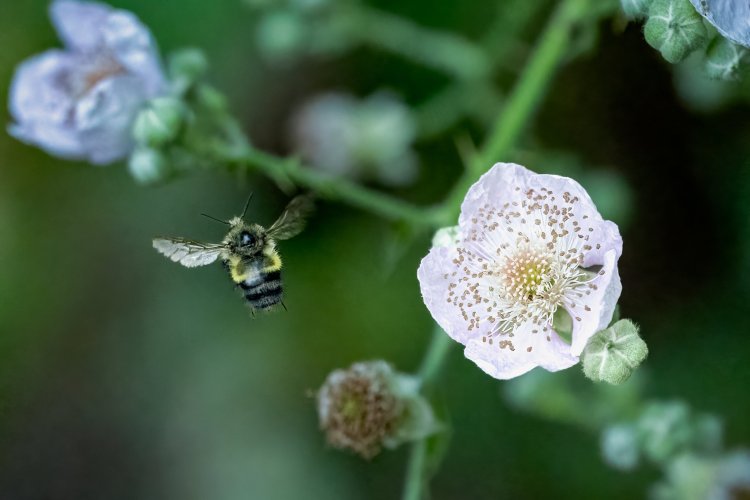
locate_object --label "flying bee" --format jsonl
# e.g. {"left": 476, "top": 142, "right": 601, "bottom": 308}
{"left": 153, "top": 194, "right": 314, "bottom": 314}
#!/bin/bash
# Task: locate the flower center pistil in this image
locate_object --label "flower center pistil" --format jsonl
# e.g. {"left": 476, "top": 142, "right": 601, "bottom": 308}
{"left": 500, "top": 245, "right": 553, "bottom": 303}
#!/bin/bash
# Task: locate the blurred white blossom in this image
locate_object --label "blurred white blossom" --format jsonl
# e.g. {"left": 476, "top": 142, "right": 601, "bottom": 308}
{"left": 8, "top": 0, "right": 166, "bottom": 164}
{"left": 292, "top": 92, "right": 418, "bottom": 187}
{"left": 418, "top": 163, "right": 622, "bottom": 380}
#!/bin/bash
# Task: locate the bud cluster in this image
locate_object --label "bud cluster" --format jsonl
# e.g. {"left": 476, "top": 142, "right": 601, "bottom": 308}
{"left": 601, "top": 400, "right": 723, "bottom": 471}
{"left": 620, "top": 0, "right": 749, "bottom": 79}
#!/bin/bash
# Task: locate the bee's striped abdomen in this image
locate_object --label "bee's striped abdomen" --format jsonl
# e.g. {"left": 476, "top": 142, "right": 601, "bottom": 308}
{"left": 240, "top": 270, "right": 283, "bottom": 311}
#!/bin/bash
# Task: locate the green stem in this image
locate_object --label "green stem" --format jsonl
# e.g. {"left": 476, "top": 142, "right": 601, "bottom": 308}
{"left": 402, "top": 439, "right": 428, "bottom": 500}
{"left": 441, "top": 0, "right": 590, "bottom": 224}
{"left": 417, "top": 326, "right": 453, "bottom": 390}
{"left": 226, "top": 148, "right": 441, "bottom": 226}
{"left": 346, "top": 5, "right": 491, "bottom": 80}
{"left": 401, "top": 1, "right": 591, "bottom": 498}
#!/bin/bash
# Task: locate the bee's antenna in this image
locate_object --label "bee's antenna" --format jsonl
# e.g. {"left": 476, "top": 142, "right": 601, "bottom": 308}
{"left": 201, "top": 213, "right": 230, "bottom": 225}
{"left": 241, "top": 193, "right": 253, "bottom": 219}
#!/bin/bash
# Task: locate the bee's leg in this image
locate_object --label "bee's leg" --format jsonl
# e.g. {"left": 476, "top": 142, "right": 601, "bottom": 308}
{"left": 281, "top": 301, "right": 288, "bottom": 312}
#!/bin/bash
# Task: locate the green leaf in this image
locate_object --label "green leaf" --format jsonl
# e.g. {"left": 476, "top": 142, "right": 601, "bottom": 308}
{"left": 621, "top": 0, "right": 653, "bottom": 19}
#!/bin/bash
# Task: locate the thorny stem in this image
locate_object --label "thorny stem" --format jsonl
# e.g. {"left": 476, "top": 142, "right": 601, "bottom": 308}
{"left": 403, "top": 0, "right": 592, "bottom": 498}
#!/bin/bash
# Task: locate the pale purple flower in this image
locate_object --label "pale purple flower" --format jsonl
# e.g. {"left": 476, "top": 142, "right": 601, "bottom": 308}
{"left": 8, "top": 0, "right": 166, "bottom": 165}
{"left": 418, "top": 163, "right": 623, "bottom": 380}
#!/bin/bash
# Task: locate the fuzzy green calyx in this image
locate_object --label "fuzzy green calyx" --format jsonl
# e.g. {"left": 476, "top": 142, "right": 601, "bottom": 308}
{"left": 644, "top": 0, "right": 707, "bottom": 63}
{"left": 581, "top": 319, "right": 648, "bottom": 384}
{"left": 621, "top": 0, "right": 653, "bottom": 19}
{"left": 705, "top": 36, "right": 748, "bottom": 80}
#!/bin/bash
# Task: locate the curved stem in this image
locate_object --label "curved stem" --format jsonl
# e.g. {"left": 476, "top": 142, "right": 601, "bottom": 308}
{"left": 211, "top": 143, "right": 442, "bottom": 227}
{"left": 346, "top": 5, "right": 491, "bottom": 80}
{"left": 441, "top": 0, "right": 590, "bottom": 224}
{"left": 401, "top": 1, "right": 591, "bottom": 498}
{"left": 402, "top": 439, "right": 428, "bottom": 500}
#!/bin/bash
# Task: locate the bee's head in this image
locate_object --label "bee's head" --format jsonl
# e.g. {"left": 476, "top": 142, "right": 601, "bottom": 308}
{"left": 226, "top": 218, "right": 265, "bottom": 255}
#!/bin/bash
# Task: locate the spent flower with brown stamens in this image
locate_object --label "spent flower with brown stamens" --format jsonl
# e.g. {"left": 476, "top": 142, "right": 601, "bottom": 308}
{"left": 316, "top": 361, "right": 438, "bottom": 459}
{"left": 418, "top": 163, "right": 622, "bottom": 379}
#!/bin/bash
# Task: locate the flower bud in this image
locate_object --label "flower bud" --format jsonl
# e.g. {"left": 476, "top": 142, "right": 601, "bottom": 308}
{"left": 132, "top": 97, "right": 186, "bottom": 147}
{"left": 601, "top": 424, "right": 640, "bottom": 471}
{"left": 316, "top": 361, "right": 438, "bottom": 459}
{"left": 128, "top": 147, "right": 169, "bottom": 185}
{"left": 256, "top": 10, "right": 306, "bottom": 60}
{"left": 644, "top": 0, "right": 707, "bottom": 63}
{"left": 581, "top": 319, "right": 648, "bottom": 385}
{"left": 637, "top": 401, "right": 694, "bottom": 464}
{"left": 705, "top": 36, "right": 748, "bottom": 80}
{"left": 621, "top": 0, "right": 653, "bottom": 19}
{"left": 168, "top": 48, "right": 208, "bottom": 88}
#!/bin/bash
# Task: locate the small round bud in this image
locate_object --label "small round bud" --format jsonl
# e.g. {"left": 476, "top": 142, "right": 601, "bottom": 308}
{"left": 601, "top": 424, "right": 640, "bottom": 471}
{"left": 256, "top": 10, "right": 306, "bottom": 60}
{"left": 128, "top": 147, "right": 169, "bottom": 185}
{"left": 621, "top": 0, "right": 653, "bottom": 19}
{"left": 168, "top": 48, "right": 209, "bottom": 84}
{"left": 581, "top": 319, "right": 648, "bottom": 385}
{"left": 195, "top": 85, "right": 228, "bottom": 113}
{"left": 133, "top": 97, "right": 186, "bottom": 147}
{"left": 705, "top": 36, "right": 748, "bottom": 80}
{"left": 637, "top": 401, "right": 694, "bottom": 464}
{"left": 431, "top": 225, "right": 461, "bottom": 248}
{"left": 316, "top": 361, "right": 437, "bottom": 459}
{"left": 644, "top": 0, "right": 707, "bottom": 63}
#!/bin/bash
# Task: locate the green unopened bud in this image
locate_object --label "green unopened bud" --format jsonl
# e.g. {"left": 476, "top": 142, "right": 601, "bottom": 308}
{"left": 582, "top": 319, "right": 648, "bottom": 385}
{"left": 601, "top": 424, "right": 641, "bottom": 471}
{"left": 256, "top": 10, "right": 306, "bottom": 60}
{"left": 621, "top": 0, "right": 653, "bottom": 19}
{"left": 128, "top": 148, "right": 169, "bottom": 185}
{"left": 644, "top": 0, "right": 707, "bottom": 63}
{"left": 638, "top": 401, "right": 694, "bottom": 463}
{"left": 691, "top": 413, "right": 723, "bottom": 454}
{"left": 133, "top": 97, "right": 186, "bottom": 147}
{"left": 316, "top": 361, "right": 438, "bottom": 459}
{"left": 705, "top": 36, "right": 748, "bottom": 80}
{"left": 169, "top": 48, "right": 208, "bottom": 86}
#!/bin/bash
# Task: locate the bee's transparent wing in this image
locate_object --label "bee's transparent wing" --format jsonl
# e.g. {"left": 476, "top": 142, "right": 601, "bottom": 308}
{"left": 152, "top": 237, "right": 225, "bottom": 268}
{"left": 266, "top": 194, "right": 315, "bottom": 241}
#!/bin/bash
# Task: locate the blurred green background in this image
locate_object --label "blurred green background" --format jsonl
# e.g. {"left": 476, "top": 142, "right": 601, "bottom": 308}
{"left": 1, "top": 0, "right": 749, "bottom": 498}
